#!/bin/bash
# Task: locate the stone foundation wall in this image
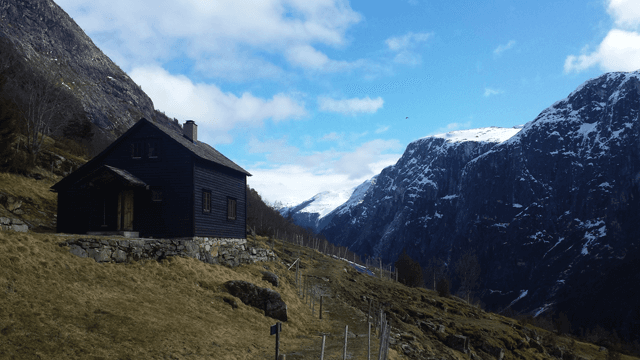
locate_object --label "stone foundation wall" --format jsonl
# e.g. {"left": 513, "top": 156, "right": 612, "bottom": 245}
{"left": 61, "top": 236, "right": 277, "bottom": 267}
{"left": 0, "top": 217, "right": 29, "bottom": 232}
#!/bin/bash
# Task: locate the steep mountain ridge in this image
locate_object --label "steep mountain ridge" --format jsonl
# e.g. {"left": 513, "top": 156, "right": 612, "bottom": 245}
{"left": 279, "top": 177, "right": 376, "bottom": 233}
{"left": 0, "top": 0, "right": 179, "bottom": 151}
{"left": 321, "top": 71, "right": 640, "bottom": 340}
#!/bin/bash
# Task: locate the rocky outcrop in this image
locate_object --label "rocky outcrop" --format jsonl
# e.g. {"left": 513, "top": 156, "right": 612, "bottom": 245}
{"left": 224, "top": 280, "right": 287, "bottom": 322}
{"left": 0, "top": 217, "right": 28, "bottom": 232}
{"left": 0, "top": 0, "right": 180, "bottom": 152}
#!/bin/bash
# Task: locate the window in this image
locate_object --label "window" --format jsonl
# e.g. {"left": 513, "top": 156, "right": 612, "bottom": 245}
{"left": 148, "top": 141, "right": 159, "bottom": 158}
{"left": 202, "top": 191, "right": 211, "bottom": 213}
{"left": 227, "top": 197, "right": 237, "bottom": 220}
{"left": 131, "top": 142, "right": 143, "bottom": 158}
{"left": 151, "top": 189, "right": 162, "bottom": 202}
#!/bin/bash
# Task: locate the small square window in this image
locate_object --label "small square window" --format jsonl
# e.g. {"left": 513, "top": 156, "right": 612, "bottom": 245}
{"left": 148, "top": 141, "right": 159, "bottom": 158}
{"left": 203, "top": 191, "right": 211, "bottom": 213}
{"left": 151, "top": 189, "right": 162, "bottom": 202}
{"left": 131, "top": 142, "right": 143, "bottom": 158}
{"left": 227, "top": 197, "right": 237, "bottom": 220}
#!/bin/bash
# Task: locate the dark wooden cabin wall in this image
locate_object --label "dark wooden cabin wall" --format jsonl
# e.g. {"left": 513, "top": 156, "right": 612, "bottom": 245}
{"left": 105, "top": 123, "right": 194, "bottom": 238}
{"left": 193, "top": 160, "right": 246, "bottom": 239}
{"left": 57, "top": 122, "right": 194, "bottom": 238}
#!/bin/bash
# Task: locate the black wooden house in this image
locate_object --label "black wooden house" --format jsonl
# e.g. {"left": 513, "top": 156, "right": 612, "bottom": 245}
{"left": 51, "top": 118, "right": 251, "bottom": 239}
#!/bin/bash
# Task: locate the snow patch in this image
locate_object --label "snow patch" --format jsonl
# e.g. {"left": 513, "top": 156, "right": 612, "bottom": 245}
{"left": 427, "top": 126, "right": 522, "bottom": 144}
{"left": 507, "top": 290, "right": 528, "bottom": 308}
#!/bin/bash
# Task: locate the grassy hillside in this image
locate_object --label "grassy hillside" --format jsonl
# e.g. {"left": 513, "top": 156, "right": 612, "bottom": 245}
{"left": 0, "top": 170, "right": 637, "bottom": 359}
{"left": 1, "top": 229, "right": 637, "bottom": 360}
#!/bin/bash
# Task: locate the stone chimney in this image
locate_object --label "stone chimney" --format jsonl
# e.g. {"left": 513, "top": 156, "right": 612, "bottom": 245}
{"left": 183, "top": 120, "right": 197, "bottom": 142}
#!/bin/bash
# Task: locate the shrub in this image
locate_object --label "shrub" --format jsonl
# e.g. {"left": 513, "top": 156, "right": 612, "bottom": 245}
{"left": 395, "top": 250, "right": 424, "bottom": 287}
{"left": 436, "top": 277, "right": 450, "bottom": 297}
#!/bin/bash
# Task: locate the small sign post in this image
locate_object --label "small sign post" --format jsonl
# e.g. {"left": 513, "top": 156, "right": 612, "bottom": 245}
{"left": 271, "top": 322, "right": 282, "bottom": 360}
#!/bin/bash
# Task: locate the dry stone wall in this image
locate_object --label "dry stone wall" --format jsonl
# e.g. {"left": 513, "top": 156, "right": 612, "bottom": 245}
{"left": 61, "top": 236, "right": 277, "bottom": 267}
{"left": 0, "top": 217, "right": 29, "bottom": 232}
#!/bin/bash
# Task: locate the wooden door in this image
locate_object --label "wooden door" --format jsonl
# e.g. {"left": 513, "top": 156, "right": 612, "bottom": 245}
{"left": 117, "top": 190, "right": 134, "bottom": 231}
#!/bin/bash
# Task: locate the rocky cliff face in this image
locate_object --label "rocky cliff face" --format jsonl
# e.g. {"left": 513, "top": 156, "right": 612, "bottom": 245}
{"left": 0, "top": 0, "right": 178, "bottom": 149}
{"left": 321, "top": 71, "right": 640, "bottom": 340}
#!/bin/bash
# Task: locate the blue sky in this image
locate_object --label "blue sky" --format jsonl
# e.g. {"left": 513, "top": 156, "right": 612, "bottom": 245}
{"left": 57, "top": 0, "right": 640, "bottom": 205}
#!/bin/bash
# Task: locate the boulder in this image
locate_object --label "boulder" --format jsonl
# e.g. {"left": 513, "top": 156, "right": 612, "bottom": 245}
{"left": 446, "top": 334, "right": 470, "bottom": 354}
{"left": 482, "top": 342, "right": 505, "bottom": 360}
{"left": 262, "top": 271, "right": 279, "bottom": 287}
{"left": 88, "top": 248, "right": 112, "bottom": 262}
{"left": 224, "top": 280, "right": 287, "bottom": 321}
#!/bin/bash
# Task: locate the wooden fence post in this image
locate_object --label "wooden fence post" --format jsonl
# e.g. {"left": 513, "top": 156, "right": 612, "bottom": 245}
{"left": 320, "top": 335, "right": 326, "bottom": 360}
{"left": 270, "top": 322, "right": 282, "bottom": 360}
{"left": 368, "top": 322, "right": 371, "bottom": 360}
{"left": 343, "top": 325, "right": 348, "bottom": 360}
{"left": 319, "top": 296, "right": 323, "bottom": 319}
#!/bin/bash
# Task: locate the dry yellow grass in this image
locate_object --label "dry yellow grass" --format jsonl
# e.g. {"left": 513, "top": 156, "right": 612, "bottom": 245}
{"left": 0, "top": 172, "right": 59, "bottom": 231}
{"left": 0, "top": 231, "right": 348, "bottom": 359}
{"left": 1, "top": 230, "right": 637, "bottom": 359}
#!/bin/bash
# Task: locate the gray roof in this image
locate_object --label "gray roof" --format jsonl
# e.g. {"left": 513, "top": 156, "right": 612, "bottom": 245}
{"left": 146, "top": 119, "right": 251, "bottom": 176}
{"left": 104, "top": 165, "right": 148, "bottom": 187}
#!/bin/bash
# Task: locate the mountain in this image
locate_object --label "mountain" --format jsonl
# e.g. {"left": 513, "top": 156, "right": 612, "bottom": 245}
{"left": 321, "top": 71, "right": 640, "bottom": 341}
{"left": 0, "top": 0, "right": 179, "bottom": 152}
{"left": 279, "top": 176, "right": 376, "bottom": 233}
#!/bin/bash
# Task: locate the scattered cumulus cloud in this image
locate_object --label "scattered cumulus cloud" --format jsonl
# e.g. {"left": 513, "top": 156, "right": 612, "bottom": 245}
{"left": 436, "top": 121, "right": 472, "bottom": 134}
{"left": 484, "top": 88, "right": 504, "bottom": 97}
{"left": 246, "top": 138, "right": 403, "bottom": 204}
{"left": 334, "top": 139, "right": 403, "bottom": 179}
{"left": 564, "top": 29, "right": 640, "bottom": 72}
{"left": 493, "top": 40, "right": 516, "bottom": 55}
{"left": 375, "top": 125, "right": 390, "bottom": 134}
{"left": 129, "top": 65, "right": 306, "bottom": 143}
{"left": 565, "top": 0, "right": 640, "bottom": 73}
{"left": 607, "top": 0, "right": 640, "bottom": 29}
{"left": 321, "top": 132, "right": 343, "bottom": 141}
{"left": 385, "top": 31, "right": 433, "bottom": 65}
{"left": 57, "top": 0, "right": 363, "bottom": 76}
{"left": 318, "top": 96, "right": 384, "bottom": 115}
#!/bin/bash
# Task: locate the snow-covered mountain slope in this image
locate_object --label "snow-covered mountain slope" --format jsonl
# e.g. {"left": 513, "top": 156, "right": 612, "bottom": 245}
{"left": 279, "top": 177, "right": 376, "bottom": 232}
{"left": 321, "top": 71, "right": 640, "bottom": 342}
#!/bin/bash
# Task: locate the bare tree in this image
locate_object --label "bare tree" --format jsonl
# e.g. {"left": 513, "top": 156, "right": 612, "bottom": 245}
{"left": 424, "top": 257, "right": 447, "bottom": 290}
{"left": 455, "top": 249, "right": 481, "bottom": 303}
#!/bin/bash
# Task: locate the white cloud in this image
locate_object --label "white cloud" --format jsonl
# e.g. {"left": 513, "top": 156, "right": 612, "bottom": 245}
{"left": 129, "top": 65, "right": 306, "bottom": 143}
{"left": 385, "top": 31, "right": 433, "bottom": 65}
{"left": 57, "top": 0, "right": 362, "bottom": 75}
{"left": 247, "top": 137, "right": 300, "bottom": 163}
{"left": 436, "top": 121, "right": 472, "bottom": 134}
{"left": 608, "top": 0, "right": 640, "bottom": 30}
{"left": 564, "top": 29, "right": 640, "bottom": 73}
{"left": 246, "top": 138, "right": 403, "bottom": 204}
{"left": 375, "top": 125, "right": 390, "bottom": 134}
{"left": 321, "top": 132, "right": 343, "bottom": 141}
{"left": 484, "top": 88, "right": 504, "bottom": 97}
{"left": 318, "top": 96, "right": 384, "bottom": 115}
{"left": 493, "top": 40, "right": 516, "bottom": 55}
{"left": 334, "top": 139, "right": 403, "bottom": 179}
{"left": 385, "top": 32, "right": 432, "bottom": 51}
{"left": 564, "top": 0, "right": 640, "bottom": 73}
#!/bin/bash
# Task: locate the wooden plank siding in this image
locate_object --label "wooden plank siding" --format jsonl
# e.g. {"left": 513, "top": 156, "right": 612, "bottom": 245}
{"left": 99, "top": 123, "right": 195, "bottom": 238}
{"left": 193, "top": 159, "right": 246, "bottom": 238}
{"left": 56, "top": 122, "right": 195, "bottom": 238}
{"left": 54, "top": 118, "right": 249, "bottom": 239}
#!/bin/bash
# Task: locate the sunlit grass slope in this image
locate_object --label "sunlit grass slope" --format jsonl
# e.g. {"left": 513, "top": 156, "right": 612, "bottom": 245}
{"left": 0, "top": 232, "right": 337, "bottom": 359}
